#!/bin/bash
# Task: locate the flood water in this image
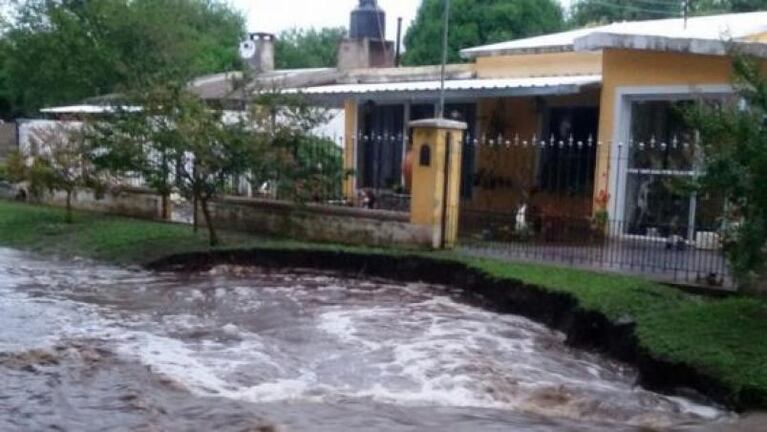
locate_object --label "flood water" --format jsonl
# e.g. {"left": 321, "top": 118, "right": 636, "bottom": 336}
{"left": 0, "top": 247, "right": 760, "bottom": 431}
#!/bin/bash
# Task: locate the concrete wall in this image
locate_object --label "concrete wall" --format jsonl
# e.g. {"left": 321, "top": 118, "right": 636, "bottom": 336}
{"left": 44, "top": 187, "right": 164, "bottom": 220}
{"left": 206, "top": 197, "right": 433, "bottom": 248}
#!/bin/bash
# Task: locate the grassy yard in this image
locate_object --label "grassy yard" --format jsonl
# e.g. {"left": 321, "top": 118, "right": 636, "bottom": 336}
{"left": 1, "top": 200, "right": 766, "bottom": 408}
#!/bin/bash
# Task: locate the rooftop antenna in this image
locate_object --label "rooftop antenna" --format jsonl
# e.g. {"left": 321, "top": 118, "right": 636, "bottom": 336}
{"left": 437, "top": 0, "right": 451, "bottom": 119}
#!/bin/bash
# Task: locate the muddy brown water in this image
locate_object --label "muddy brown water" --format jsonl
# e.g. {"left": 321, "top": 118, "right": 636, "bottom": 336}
{"left": 0, "top": 248, "right": 763, "bottom": 431}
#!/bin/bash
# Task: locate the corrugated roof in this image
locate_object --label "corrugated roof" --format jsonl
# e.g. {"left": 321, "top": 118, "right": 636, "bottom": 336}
{"left": 462, "top": 12, "right": 767, "bottom": 58}
{"left": 290, "top": 75, "right": 602, "bottom": 98}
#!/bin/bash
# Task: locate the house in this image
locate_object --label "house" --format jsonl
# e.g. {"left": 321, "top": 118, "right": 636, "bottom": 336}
{"left": 175, "top": 7, "right": 767, "bottom": 261}
{"left": 261, "top": 11, "right": 767, "bottom": 252}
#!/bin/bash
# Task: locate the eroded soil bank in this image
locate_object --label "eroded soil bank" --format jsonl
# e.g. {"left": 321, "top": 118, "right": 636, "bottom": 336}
{"left": 149, "top": 248, "right": 766, "bottom": 413}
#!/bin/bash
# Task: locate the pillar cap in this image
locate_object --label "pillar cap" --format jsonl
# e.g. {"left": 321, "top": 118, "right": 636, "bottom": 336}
{"left": 409, "top": 118, "right": 467, "bottom": 130}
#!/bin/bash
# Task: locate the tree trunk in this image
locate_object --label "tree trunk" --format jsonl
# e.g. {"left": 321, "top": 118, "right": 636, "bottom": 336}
{"left": 192, "top": 195, "right": 199, "bottom": 233}
{"left": 199, "top": 197, "right": 219, "bottom": 247}
{"left": 161, "top": 193, "right": 170, "bottom": 220}
{"left": 65, "top": 190, "right": 73, "bottom": 224}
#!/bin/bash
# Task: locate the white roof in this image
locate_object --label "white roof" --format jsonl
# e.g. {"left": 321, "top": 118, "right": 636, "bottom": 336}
{"left": 40, "top": 105, "right": 141, "bottom": 114}
{"left": 462, "top": 12, "right": 767, "bottom": 58}
{"left": 290, "top": 75, "right": 602, "bottom": 99}
{"left": 462, "top": 27, "right": 597, "bottom": 57}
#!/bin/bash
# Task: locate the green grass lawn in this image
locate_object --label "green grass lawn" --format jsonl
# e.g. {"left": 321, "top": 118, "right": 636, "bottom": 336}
{"left": 1, "top": 200, "right": 766, "bottom": 408}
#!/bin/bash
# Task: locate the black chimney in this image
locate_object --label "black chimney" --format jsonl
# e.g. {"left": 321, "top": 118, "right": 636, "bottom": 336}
{"left": 350, "top": 0, "right": 386, "bottom": 41}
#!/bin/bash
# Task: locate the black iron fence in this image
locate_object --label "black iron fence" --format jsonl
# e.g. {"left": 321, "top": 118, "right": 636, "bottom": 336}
{"left": 458, "top": 133, "right": 732, "bottom": 288}
{"left": 244, "top": 135, "right": 347, "bottom": 205}
{"left": 117, "top": 135, "right": 348, "bottom": 204}
{"left": 353, "top": 133, "right": 411, "bottom": 212}
{"left": 113, "top": 127, "right": 733, "bottom": 286}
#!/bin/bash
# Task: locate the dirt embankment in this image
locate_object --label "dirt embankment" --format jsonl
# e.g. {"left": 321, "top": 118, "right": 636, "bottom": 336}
{"left": 148, "top": 248, "right": 758, "bottom": 412}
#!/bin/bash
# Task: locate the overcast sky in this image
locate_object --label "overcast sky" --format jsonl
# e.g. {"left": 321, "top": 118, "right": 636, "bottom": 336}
{"left": 234, "top": 0, "right": 574, "bottom": 37}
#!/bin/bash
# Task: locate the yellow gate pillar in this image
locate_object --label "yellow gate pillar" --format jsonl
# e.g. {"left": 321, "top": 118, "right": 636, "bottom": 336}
{"left": 409, "top": 119, "right": 467, "bottom": 249}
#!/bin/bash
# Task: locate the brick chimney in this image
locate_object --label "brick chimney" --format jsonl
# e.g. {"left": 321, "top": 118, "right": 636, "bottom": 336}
{"left": 338, "top": 0, "right": 394, "bottom": 70}
{"left": 239, "top": 32, "right": 275, "bottom": 74}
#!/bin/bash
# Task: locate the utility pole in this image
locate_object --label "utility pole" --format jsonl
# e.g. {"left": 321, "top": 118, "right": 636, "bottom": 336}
{"left": 437, "top": 0, "right": 451, "bottom": 119}
{"left": 395, "top": 17, "right": 403, "bottom": 67}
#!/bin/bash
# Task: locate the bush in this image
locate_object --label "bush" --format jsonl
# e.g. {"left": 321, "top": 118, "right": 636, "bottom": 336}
{"left": 687, "top": 57, "right": 767, "bottom": 291}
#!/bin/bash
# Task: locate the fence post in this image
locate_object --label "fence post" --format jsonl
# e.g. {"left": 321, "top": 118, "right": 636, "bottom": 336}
{"left": 409, "top": 118, "right": 467, "bottom": 249}
{"left": 343, "top": 100, "right": 358, "bottom": 203}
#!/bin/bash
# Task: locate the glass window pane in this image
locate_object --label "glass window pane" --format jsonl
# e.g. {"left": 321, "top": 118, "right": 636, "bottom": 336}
{"left": 624, "top": 173, "right": 693, "bottom": 238}
{"left": 629, "top": 100, "right": 696, "bottom": 171}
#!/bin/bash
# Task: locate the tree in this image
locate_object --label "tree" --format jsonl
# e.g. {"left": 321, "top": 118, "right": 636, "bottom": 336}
{"left": 241, "top": 90, "right": 343, "bottom": 204}
{"left": 275, "top": 27, "right": 346, "bottom": 70}
{"left": 403, "top": 0, "right": 564, "bottom": 66}
{"left": 686, "top": 57, "right": 767, "bottom": 292}
{"left": 6, "top": 123, "right": 100, "bottom": 222}
{"left": 570, "top": 0, "right": 681, "bottom": 27}
{"left": 87, "top": 82, "right": 253, "bottom": 246}
{"left": 0, "top": 0, "right": 245, "bottom": 118}
{"left": 570, "top": 0, "right": 767, "bottom": 27}
{"left": 690, "top": 0, "right": 767, "bottom": 13}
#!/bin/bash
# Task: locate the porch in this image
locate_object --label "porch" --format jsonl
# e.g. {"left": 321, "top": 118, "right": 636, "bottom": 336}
{"left": 301, "top": 75, "right": 732, "bottom": 288}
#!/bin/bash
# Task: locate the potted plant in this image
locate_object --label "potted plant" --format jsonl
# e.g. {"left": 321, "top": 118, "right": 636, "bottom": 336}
{"left": 591, "top": 189, "right": 610, "bottom": 243}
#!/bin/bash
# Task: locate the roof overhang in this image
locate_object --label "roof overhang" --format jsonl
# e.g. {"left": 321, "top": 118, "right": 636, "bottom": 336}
{"left": 40, "top": 105, "right": 141, "bottom": 115}
{"left": 460, "top": 28, "right": 593, "bottom": 59}
{"left": 288, "top": 75, "right": 602, "bottom": 105}
{"left": 574, "top": 32, "right": 767, "bottom": 59}
{"left": 460, "top": 13, "right": 767, "bottom": 60}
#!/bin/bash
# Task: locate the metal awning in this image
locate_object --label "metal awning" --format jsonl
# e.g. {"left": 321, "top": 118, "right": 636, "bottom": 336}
{"left": 40, "top": 105, "right": 141, "bottom": 115}
{"left": 288, "top": 75, "right": 602, "bottom": 103}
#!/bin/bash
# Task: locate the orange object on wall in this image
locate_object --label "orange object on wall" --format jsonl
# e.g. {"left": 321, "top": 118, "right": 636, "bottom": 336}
{"left": 402, "top": 149, "right": 414, "bottom": 191}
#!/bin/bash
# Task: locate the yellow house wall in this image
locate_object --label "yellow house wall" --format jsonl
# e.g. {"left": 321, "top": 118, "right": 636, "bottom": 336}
{"left": 475, "top": 52, "right": 603, "bottom": 79}
{"left": 595, "top": 49, "right": 740, "bottom": 209}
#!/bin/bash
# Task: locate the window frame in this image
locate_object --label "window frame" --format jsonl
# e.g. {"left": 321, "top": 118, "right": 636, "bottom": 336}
{"left": 609, "top": 85, "right": 732, "bottom": 240}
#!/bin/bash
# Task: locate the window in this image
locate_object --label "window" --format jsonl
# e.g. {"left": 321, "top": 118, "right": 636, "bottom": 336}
{"left": 623, "top": 100, "right": 705, "bottom": 239}
{"left": 539, "top": 107, "right": 599, "bottom": 196}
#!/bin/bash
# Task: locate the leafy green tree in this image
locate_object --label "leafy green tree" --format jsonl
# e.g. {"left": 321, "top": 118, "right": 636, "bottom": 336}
{"left": 690, "top": 0, "right": 767, "bottom": 13}
{"left": 686, "top": 58, "right": 767, "bottom": 292}
{"left": 403, "top": 0, "right": 564, "bottom": 65}
{"left": 570, "top": 0, "right": 681, "bottom": 27}
{"left": 243, "top": 90, "right": 343, "bottom": 203}
{"left": 0, "top": 0, "right": 245, "bottom": 118}
{"left": 570, "top": 0, "right": 767, "bottom": 27}
{"left": 6, "top": 124, "right": 101, "bottom": 222}
{"left": 87, "top": 82, "right": 253, "bottom": 246}
{"left": 275, "top": 27, "right": 346, "bottom": 69}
